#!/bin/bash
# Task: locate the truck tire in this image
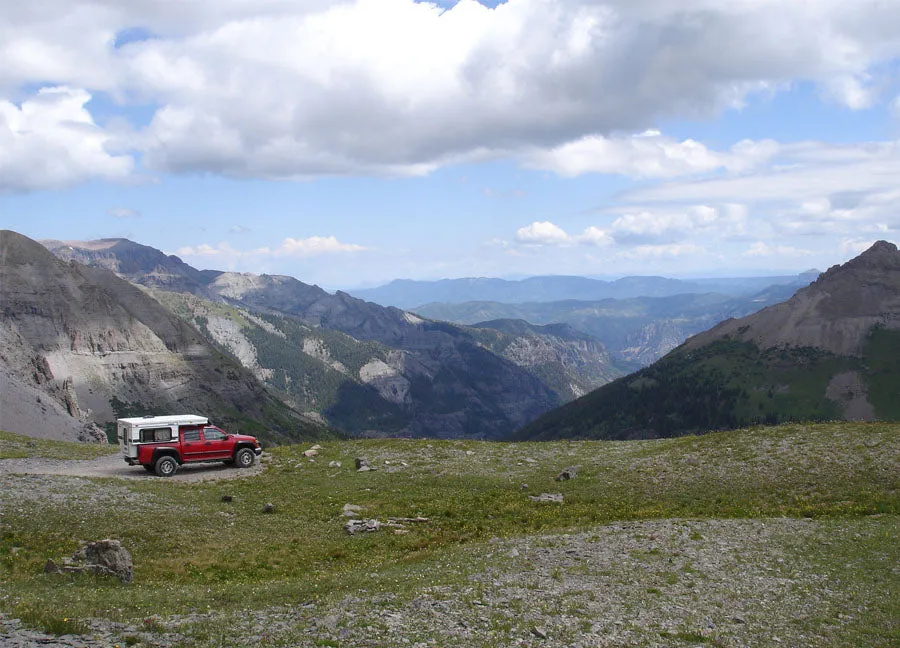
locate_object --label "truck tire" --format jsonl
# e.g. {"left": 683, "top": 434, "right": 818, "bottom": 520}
{"left": 155, "top": 455, "right": 178, "bottom": 477}
{"left": 235, "top": 447, "right": 255, "bottom": 469}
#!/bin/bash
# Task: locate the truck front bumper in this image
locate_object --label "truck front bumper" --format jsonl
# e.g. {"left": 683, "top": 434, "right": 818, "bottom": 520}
{"left": 254, "top": 447, "right": 263, "bottom": 456}
{"left": 124, "top": 457, "right": 139, "bottom": 466}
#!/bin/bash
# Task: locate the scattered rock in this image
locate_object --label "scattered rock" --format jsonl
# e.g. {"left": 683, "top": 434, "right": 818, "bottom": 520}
{"left": 520, "top": 483, "right": 529, "bottom": 490}
{"left": 221, "top": 495, "right": 233, "bottom": 503}
{"left": 303, "top": 448, "right": 318, "bottom": 458}
{"left": 328, "top": 461, "right": 342, "bottom": 468}
{"left": 531, "top": 626, "right": 548, "bottom": 639}
{"left": 344, "top": 516, "right": 429, "bottom": 535}
{"left": 555, "top": 466, "right": 577, "bottom": 481}
{"left": 524, "top": 458, "right": 538, "bottom": 464}
{"left": 262, "top": 503, "right": 276, "bottom": 514}
{"left": 344, "top": 519, "right": 380, "bottom": 534}
{"left": 465, "top": 450, "right": 475, "bottom": 456}
{"left": 45, "top": 539, "right": 133, "bottom": 584}
{"left": 507, "top": 548, "right": 520, "bottom": 558}
{"left": 343, "top": 503, "right": 364, "bottom": 517}
{"left": 356, "top": 458, "right": 374, "bottom": 472}
{"left": 529, "top": 493, "right": 564, "bottom": 503}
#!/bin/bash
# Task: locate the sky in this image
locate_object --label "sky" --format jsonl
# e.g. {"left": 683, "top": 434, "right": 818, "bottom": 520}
{"left": 1, "top": 0, "right": 900, "bottom": 290}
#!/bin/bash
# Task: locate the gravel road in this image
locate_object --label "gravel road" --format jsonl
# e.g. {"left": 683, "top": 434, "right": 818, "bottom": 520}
{"left": 0, "top": 453, "right": 266, "bottom": 482}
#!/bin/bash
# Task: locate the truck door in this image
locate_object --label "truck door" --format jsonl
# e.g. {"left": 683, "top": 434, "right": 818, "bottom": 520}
{"left": 201, "top": 426, "right": 232, "bottom": 460}
{"left": 180, "top": 427, "right": 204, "bottom": 461}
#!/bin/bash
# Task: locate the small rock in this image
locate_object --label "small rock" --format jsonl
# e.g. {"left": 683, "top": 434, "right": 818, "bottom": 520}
{"left": 303, "top": 448, "right": 319, "bottom": 458}
{"left": 356, "top": 458, "right": 374, "bottom": 472}
{"left": 46, "top": 539, "right": 134, "bottom": 584}
{"left": 328, "top": 460, "right": 342, "bottom": 468}
{"left": 529, "top": 493, "right": 564, "bottom": 503}
{"left": 524, "top": 458, "right": 538, "bottom": 464}
{"left": 465, "top": 450, "right": 475, "bottom": 456}
{"left": 520, "top": 483, "right": 529, "bottom": 490}
{"left": 531, "top": 626, "right": 548, "bottom": 639}
{"left": 345, "top": 519, "right": 381, "bottom": 535}
{"left": 262, "top": 503, "right": 276, "bottom": 514}
{"left": 507, "top": 548, "right": 520, "bottom": 558}
{"left": 221, "top": 495, "right": 233, "bottom": 503}
{"left": 555, "top": 466, "right": 577, "bottom": 481}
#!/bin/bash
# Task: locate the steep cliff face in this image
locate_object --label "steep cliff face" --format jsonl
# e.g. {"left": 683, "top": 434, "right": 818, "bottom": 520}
{"left": 467, "top": 320, "right": 625, "bottom": 400}
{"left": 1, "top": 231, "right": 325, "bottom": 443}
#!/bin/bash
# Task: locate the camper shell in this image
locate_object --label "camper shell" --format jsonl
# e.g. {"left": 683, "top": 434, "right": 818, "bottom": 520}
{"left": 117, "top": 414, "right": 262, "bottom": 476}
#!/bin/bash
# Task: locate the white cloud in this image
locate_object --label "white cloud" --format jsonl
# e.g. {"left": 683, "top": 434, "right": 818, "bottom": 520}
{"left": 273, "top": 236, "right": 365, "bottom": 256}
{"left": 516, "top": 221, "right": 570, "bottom": 246}
{"left": 523, "top": 131, "right": 779, "bottom": 178}
{"left": 516, "top": 221, "right": 613, "bottom": 248}
{"left": 743, "top": 242, "right": 813, "bottom": 258}
{"left": 175, "top": 236, "right": 365, "bottom": 260}
{"left": 3, "top": 0, "right": 900, "bottom": 186}
{"left": 108, "top": 207, "right": 141, "bottom": 219}
{"left": 0, "top": 86, "right": 132, "bottom": 191}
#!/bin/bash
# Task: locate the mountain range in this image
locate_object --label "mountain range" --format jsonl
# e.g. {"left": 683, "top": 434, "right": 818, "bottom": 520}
{"left": 413, "top": 280, "right": 813, "bottom": 366}
{"left": 518, "top": 241, "right": 900, "bottom": 441}
{"left": 34, "top": 234, "right": 615, "bottom": 439}
{"left": 351, "top": 272, "right": 820, "bottom": 309}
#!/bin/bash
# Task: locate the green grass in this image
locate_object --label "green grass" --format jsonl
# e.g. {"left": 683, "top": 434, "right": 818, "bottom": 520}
{"left": 0, "top": 430, "right": 118, "bottom": 460}
{"left": 0, "top": 422, "right": 897, "bottom": 644}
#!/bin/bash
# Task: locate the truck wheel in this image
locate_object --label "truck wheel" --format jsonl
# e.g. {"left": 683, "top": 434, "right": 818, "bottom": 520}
{"left": 155, "top": 455, "right": 178, "bottom": 477}
{"left": 235, "top": 448, "right": 255, "bottom": 469}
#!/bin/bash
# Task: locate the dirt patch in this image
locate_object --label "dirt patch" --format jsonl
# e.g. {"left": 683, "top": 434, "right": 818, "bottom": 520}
{"left": 826, "top": 371, "right": 876, "bottom": 421}
{"left": 0, "top": 453, "right": 267, "bottom": 483}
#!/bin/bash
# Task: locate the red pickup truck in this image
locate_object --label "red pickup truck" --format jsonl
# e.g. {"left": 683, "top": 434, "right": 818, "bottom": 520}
{"left": 117, "top": 415, "right": 263, "bottom": 477}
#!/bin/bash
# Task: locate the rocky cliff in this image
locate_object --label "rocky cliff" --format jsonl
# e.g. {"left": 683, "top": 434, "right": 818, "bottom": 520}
{"left": 1, "top": 231, "right": 325, "bottom": 443}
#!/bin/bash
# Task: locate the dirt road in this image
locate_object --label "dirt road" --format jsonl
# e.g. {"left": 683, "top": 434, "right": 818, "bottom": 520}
{"left": 0, "top": 453, "right": 266, "bottom": 483}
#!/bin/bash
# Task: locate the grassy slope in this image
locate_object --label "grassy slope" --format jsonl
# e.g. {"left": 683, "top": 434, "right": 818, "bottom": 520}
{"left": 0, "top": 422, "right": 897, "bottom": 645}
{"left": 518, "top": 329, "right": 900, "bottom": 441}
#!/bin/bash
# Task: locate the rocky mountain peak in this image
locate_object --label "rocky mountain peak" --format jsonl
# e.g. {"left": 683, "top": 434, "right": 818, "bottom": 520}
{"left": 686, "top": 240, "right": 899, "bottom": 356}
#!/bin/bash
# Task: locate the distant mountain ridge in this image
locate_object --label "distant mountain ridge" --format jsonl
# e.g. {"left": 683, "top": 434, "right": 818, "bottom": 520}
{"left": 517, "top": 241, "right": 900, "bottom": 441}
{"left": 350, "top": 271, "right": 820, "bottom": 309}
{"left": 414, "top": 281, "right": 815, "bottom": 367}
{"left": 40, "top": 235, "right": 594, "bottom": 439}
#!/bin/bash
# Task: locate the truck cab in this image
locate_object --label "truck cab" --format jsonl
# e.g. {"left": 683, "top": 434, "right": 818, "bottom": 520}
{"left": 117, "top": 415, "right": 263, "bottom": 476}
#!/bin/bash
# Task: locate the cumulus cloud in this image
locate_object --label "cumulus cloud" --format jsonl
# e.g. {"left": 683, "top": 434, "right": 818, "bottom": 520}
{"left": 523, "top": 131, "right": 778, "bottom": 178}
{"left": 3, "top": 0, "right": 900, "bottom": 186}
{"left": 273, "top": 236, "right": 366, "bottom": 256}
{"left": 516, "top": 221, "right": 613, "bottom": 247}
{"left": 0, "top": 86, "right": 133, "bottom": 191}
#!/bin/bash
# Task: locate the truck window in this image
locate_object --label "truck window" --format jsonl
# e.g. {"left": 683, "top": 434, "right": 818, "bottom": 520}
{"left": 203, "top": 427, "right": 226, "bottom": 441}
{"left": 139, "top": 427, "right": 173, "bottom": 443}
{"left": 182, "top": 429, "right": 201, "bottom": 442}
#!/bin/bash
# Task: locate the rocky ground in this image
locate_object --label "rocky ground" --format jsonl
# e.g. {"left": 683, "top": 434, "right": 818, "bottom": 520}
{"left": 1, "top": 431, "right": 896, "bottom": 648}
{"left": 1, "top": 462, "right": 894, "bottom": 648}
